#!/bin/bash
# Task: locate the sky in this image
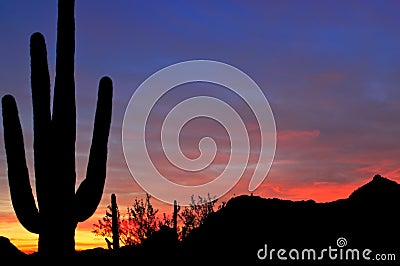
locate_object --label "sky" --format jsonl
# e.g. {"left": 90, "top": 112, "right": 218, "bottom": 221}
{"left": 1, "top": 0, "right": 400, "bottom": 254}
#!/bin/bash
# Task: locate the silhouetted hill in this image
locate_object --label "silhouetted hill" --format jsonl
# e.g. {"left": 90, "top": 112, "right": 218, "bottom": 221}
{"left": 0, "top": 236, "right": 26, "bottom": 257}
{"left": 181, "top": 174, "right": 400, "bottom": 264}
{"left": 349, "top": 174, "right": 400, "bottom": 203}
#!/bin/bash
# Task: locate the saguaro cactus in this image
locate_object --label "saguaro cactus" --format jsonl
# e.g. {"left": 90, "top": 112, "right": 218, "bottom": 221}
{"left": 111, "top": 193, "right": 120, "bottom": 250}
{"left": 1, "top": 0, "right": 113, "bottom": 255}
{"left": 173, "top": 200, "right": 178, "bottom": 234}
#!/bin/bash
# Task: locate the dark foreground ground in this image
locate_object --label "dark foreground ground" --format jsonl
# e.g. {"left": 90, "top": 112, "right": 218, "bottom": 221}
{"left": 1, "top": 175, "right": 399, "bottom": 265}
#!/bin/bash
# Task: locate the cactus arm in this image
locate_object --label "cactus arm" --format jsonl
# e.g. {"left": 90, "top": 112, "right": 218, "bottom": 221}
{"left": 1, "top": 96, "right": 40, "bottom": 234}
{"left": 75, "top": 77, "right": 113, "bottom": 222}
{"left": 30, "top": 32, "right": 51, "bottom": 206}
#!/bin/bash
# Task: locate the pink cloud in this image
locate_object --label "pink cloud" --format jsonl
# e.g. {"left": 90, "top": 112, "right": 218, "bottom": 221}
{"left": 278, "top": 129, "right": 320, "bottom": 143}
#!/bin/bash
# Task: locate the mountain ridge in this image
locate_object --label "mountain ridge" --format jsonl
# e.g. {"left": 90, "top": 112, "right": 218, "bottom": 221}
{"left": 181, "top": 174, "right": 400, "bottom": 264}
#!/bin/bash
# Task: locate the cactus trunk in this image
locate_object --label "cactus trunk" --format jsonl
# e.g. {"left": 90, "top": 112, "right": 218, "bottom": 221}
{"left": 173, "top": 200, "right": 178, "bottom": 233}
{"left": 1, "top": 0, "right": 113, "bottom": 255}
{"left": 111, "top": 194, "right": 120, "bottom": 250}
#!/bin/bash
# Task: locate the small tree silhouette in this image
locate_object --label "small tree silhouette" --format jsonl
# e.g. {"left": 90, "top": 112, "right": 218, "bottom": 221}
{"left": 93, "top": 193, "right": 223, "bottom": 246}
{"left": 126, "top": 193, "right": 159, "bottom": 244}
{"left": 93, "top": 193, "right": 173, "bottom": 246}
{"left": 179, "top": 194, "right": 218, "bottom": 239}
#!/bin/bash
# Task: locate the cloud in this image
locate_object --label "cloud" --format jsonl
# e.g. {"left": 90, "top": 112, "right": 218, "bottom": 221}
{"left": 278, "top": 129, "right": 320, "bottom": 143}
